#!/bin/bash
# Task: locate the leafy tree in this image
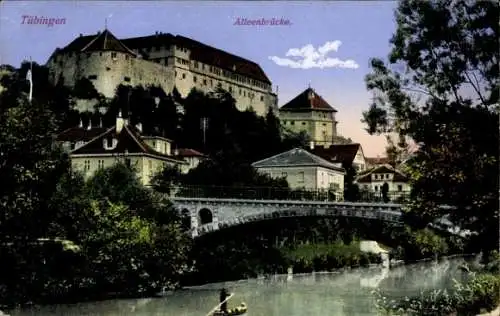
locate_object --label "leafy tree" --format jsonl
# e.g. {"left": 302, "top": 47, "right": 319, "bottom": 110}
{"left": 0, "top": 96, "right": 69, "bottom": 240}
{"left": 73, "top": 78, "right": 100, "bottom": 100}
{"left": 332, "top": 135, "right": 353, "bottom": 145}
{"left": 362, "top": 0, "right": 499, "bottom": 253}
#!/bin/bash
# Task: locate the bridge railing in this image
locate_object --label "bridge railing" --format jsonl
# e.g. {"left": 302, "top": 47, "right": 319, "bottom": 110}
{"left": 163, "top": 185, "right": 411, "bottom": 203}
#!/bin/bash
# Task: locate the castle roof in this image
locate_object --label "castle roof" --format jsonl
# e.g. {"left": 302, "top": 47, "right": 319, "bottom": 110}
{"left": 252, "top": 148, "right": 345, "bottom": 172}
{"left": 280, "top": 88, "right": 337, "bottom": 112}
{"left": 121, "top": 33, "right": 271, "bottom": 84}
{"left": 59, "top": 29, "right": 137, "bottom": 56}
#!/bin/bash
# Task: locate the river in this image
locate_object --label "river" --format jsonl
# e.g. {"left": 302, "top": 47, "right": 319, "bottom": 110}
{"left": 8, "top": 257, "right": 472, "bottom": 316}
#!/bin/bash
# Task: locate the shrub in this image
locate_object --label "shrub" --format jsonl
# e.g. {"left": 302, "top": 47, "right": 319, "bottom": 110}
{"left": 373, "top": 273, "right": 500, "bottom": 315}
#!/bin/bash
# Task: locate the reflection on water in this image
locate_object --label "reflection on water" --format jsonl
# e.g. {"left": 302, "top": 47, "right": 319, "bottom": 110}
{"left": 9, "top": 257, "right": 471, "bottom": 316}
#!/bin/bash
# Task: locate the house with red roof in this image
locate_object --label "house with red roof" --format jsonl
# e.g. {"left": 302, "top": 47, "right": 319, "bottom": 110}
{"left": 309, "top": 143, "right": 367, "bottom": 172}
{"left": 278, "top": 87, "right": 338, "bottom": 147}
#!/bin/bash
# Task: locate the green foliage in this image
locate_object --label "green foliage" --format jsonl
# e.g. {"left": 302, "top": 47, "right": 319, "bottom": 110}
{"left": 73, "top": 78, "right": 101, "bottom": 100}
{"left": 373, "top": 273, "right": 500, "bottom": 315}
{"left": 363, "top": 0, "right": 499, "bottom": 253}
{"left": 283, "top": 241, "right": 382, "bottom": 273}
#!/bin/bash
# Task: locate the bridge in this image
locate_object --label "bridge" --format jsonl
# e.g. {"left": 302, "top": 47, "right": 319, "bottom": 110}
{"left": 165, "top": 186, "right": 409, "bottom": 237}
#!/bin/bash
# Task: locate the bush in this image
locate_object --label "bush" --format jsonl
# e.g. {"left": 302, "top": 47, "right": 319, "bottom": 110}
{"left": 373, "top": 273, "right": 500, "bottom": 315}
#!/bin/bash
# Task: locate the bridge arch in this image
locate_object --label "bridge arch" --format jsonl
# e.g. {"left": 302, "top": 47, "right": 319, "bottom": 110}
{"left": 199, "top": 208, "right": 213, "bottom": 225}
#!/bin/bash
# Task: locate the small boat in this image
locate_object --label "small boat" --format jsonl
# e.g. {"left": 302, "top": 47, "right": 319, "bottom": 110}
{"left": 212, "top": 302, "right": 248, "bottom": 316}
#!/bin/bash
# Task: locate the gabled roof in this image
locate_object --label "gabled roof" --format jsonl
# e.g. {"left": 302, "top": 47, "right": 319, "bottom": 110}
{"left": 176, "top": 148, "right": 206, "bottom": 157}
{"left": 252, "top": 148, "right": 345, "bottom": 172}
{"left": 121, "top": 33, "right": 271, "bottom": 84}
{"left": 365, "top": 157, "right": 391, "bottom": 165}
{"left": 59, "top": 29, "right": 136, "bottom": 56}
{"left": 56, "top": 126, "right": 108, "bottom": 142}
{"left": 356, "top": 164, "right": 409, "bottom": 183}
{"left": 310, "top": 144, "right": 362, "bottom": 165}
{"left": 280, "top": 88, "right": 337, "bottom": 112}
{"left": 69, "top": 124, "right": 185, "bottom": 163}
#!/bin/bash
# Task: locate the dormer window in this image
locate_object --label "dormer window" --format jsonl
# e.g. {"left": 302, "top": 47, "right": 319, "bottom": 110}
{"left": 103, "top": 137, "right": 118, "bottom": 150}
{"left": 75, "top": 141, "right": 85, "bottom": 149}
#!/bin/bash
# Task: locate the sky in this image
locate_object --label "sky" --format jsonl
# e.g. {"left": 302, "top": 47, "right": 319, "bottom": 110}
{"left": 0, "top": 1, "right": 399, "bottom": 157}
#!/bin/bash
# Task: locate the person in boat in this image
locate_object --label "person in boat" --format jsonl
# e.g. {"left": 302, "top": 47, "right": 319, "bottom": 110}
{"left": 219, "top": 288, "right": 229, "bottom": 312}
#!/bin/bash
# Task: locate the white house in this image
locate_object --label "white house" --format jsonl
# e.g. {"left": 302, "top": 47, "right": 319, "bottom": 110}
{"left": 355, "top": 164, "right": 411, "bottom": 197}
{"left": 251, "top": 148, "right": 345, "bottom": 193}
{"left": 56, "top": 113, "right": 203, "bottom": 186}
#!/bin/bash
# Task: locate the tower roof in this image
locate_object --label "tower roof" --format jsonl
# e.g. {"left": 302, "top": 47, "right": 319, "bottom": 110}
{"left": 81, "top": 29, "right": 137, "bottom": 56}
{"left": 59, "top": 29, "right": 137, "bottom": 56}
{"left": 280, "top": 88, "right": 337, "bottom": 112}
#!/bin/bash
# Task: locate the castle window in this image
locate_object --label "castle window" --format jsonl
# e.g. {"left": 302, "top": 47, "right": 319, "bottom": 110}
{"left": 98, "top": 160, "right": 104, "bottom": 169}
{"left": 193, "top": 76, "right": 197, "bottom": 83}
{"left": 99, "top": 52, "right": 103, "bottom": 56}
{"left": 194, "top": 61, "right": 199, "bottom": 68}
{"left": 182, "top": 73, "right": 186, "bottom": 79}
{"left": 175, "top": 71, "right": 177, "bottom": 77}
{"left": 88, "top": 75, "right": 97, "bottom": 80}
{"left": 210, "top": 79, "right": 213, "bottom": 86}
{"left": 125, "top": 55, "right": 129, "bottom": 60}
{"left": 106, "top": 67, "right": 111, "bottom": 71}
{"left": 398, "top": 185, "right": 403, "bottom": 191}
{"left": 202, "top": 64, "right": 205, "bottom": 70}
{"left": 203, "top": 79, "right": 207, "bottom": 85}
{"left": 290, "top": 121, "right": 295, "bottom": 125}
{"left": 152, "top": 140, "right": 156, "bottom": 148}
{"left": 239, "top": 89, "right": 242, "bottom": 95}
{"left": 302, "top": 122, "right": 306, "bottom": 125}
{"left": 124, "top": 76, "right": 131, "bottom": 82}
{"left": 111, "top": 52, "right": 117, "bottom": 59}
{"left": 243, "top": 91, "right": 246, "bottom": 97}
{"left": 84, "top": 160, "right": 91, "bottom": 171}
{"left": 229, "top": 86, "right": 232, "bottom": 93}
{"left": 323, "top": 123, "right": 327, "bottom": 126}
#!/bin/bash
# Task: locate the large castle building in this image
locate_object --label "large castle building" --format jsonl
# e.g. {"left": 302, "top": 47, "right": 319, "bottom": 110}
{"left": 46, "top": 29, "right": 277, "bottom": 116}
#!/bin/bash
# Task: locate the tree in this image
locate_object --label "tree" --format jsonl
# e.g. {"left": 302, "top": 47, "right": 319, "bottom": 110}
{"left": 362, "top": 0, "right": 499, "bottom": 253}
{"left": 0, "top": 96, "right": 69, "bottom": 240}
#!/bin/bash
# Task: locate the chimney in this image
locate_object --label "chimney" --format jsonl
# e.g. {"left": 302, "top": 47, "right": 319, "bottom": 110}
{"left": 136, "top": 122, "right": 143, "bottom": 133}
{"left": 308, "top": 90, "right": 315, "bottom": 100}
{"left": 116, "top": 110, "right": 127, "bottom": 133}
{"left": 309, "top": 141, "right": 315, "bottom": 150}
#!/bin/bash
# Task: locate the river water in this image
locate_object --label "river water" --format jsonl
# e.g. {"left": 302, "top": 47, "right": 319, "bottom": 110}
{"left": 9, "top": 257, "right": 472, "bottom": 316}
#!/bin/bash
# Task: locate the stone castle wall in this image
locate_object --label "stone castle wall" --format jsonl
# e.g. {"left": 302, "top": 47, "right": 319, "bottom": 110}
{"left": 47, "top": 42, "right": 277, "bottom": 116}
{"left": 48, "top": 51, "right": 174, "bottom": 98}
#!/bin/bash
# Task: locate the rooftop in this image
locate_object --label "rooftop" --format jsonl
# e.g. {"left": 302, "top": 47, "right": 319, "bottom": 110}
{"left": 252, "top": 147, "right": 345, "bottom": 172}
{"left": 280, "top": 88, "right": 337, "bottom": 112}
{"left": 310, "top": 143, "right": 362, "bottom": 164}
